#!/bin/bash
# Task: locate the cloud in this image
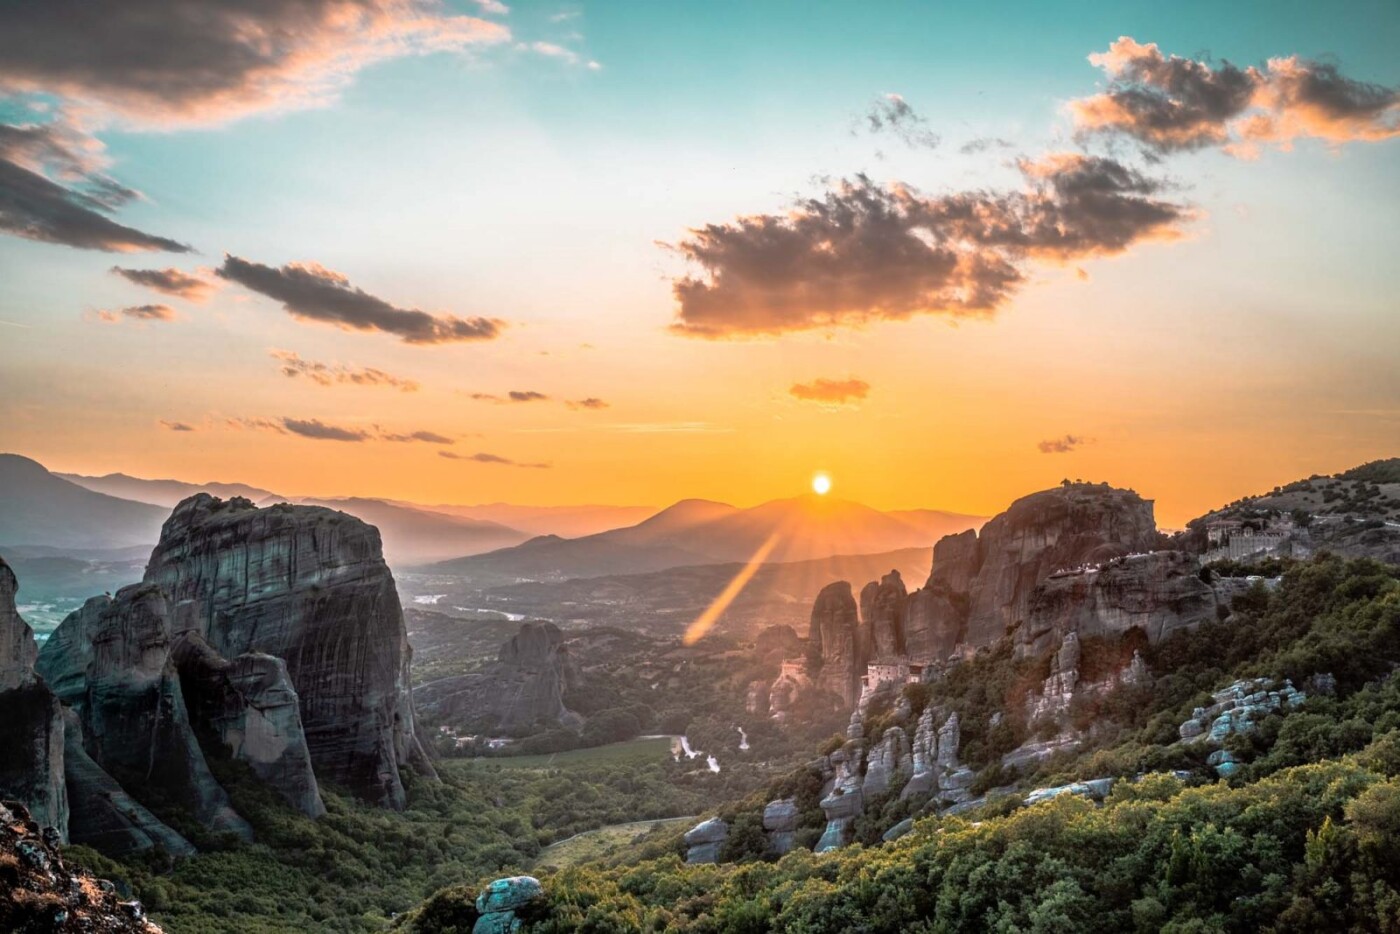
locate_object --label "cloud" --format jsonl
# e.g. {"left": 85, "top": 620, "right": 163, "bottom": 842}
{"left": 861, "top": 93, "right": 940, "bottom": 149}
{"left": 96, "top": 303, "right": 178, "bottom": 323}
{"left": 282, "top": 417, "right": 371, "bottom": 442}
{"left": 566, "top": 397, "right": 609, "bottom": 410}
{"left": 1037, "top": 434, "right": 1091, "bottom": 454}
{"left": 0, "top": 0, "right": 509, "bottom": 129}
{"left": 527, "top": 41, "right": 599, "bottom": 69}
{"left": 271, "top": 350, "right": 419, "bottom": 392}
{"left": 470, "top": 390, "right": 549, "bottom": 403}
{"left": 471, "top": 0, "right": 509, "bottom": 14}
{"left": 1069, "top": 37, "right": 1400, "bottom": 155}
{"left": 111, "top": 266, "right": 215, "bottom": 301}
{"left": 216, "top": 255, "right": 502, "bottom": 344}
{"left": 667, "top": 155, "right": 1190, "bottom": 338}
{"left": 959, "top": 137, "right": 1014, "bottom": 155}
{"left": 440, "top": 450, "right": 550, "bottom": 468}
{"left": 380, "top": 429, "right": 454, "bottom": 444}
{"left": 789, "top": 377, "right": 871, "bottom": 405}
{"left": 0, "top": 119, "right": 190, "bottom": 252}
{"left": 159, "top": 419, "right": 196, "bottom": 432}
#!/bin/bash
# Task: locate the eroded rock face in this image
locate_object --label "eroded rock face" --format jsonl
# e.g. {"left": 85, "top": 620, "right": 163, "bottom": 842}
{"left": 0, "top": 556, "right": 67, "bottom": 838}
{"left": 415, "top": 621, "right": 581, "bottom": 735}
{"left": 862, "top": 570, "right": 908, "bottom": 660}
{"left": 1021, "top": 550, "right": 1217, "bottom": 657}
{"left": 172, "top": 633, "right": 325, "bottom": 818}
{"left": 35, "top": 594, "right": 108, "bottom": 709}
{"left": 862, "top": 726, "right": 910, "bottom": 798}
{"left": 763, "top": 798, "right": 799, "bottom": 856}
{"left": 473, "top": 876, "right": 544, "bottom": 934}
{"left": 810, "top": 582, "right": 862, "bottom": 707}
{"left": 143, "top": 494, "right": 434, "bottom": 810}
{"left": 83, "top": 584, "right": 251, "bottom": 840}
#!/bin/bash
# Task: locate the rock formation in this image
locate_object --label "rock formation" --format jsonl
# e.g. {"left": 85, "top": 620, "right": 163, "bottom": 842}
{"left": 143, "top": 494, "right": 435, "bottom": 809}
{"left": 415, "top": 621, "right": 581, "bottom": 735}
{"left": 683, "top": 817, "right": 728, "bottom": 863}
{"left": 0, "top": 800, "right": 164, "bottom": 933}
{"left": 473, "top": 876, "right": 544, "bottom": 934}
{"left": 1021, "top": 550, "right": 1217, "bottom": 657}
{"left": 762, "top": 798, "right": 799, "bottom": 856}
{"left": 172, "top": 633, "right": 324, "bottom": 818}
{"left": 861, "top": 726, "right": 910, "bottom": 798}
{"left": 861, "top": 570, "right": 908, "bottom": 659}
{"left": 816, "top": 742, "right": 865, "bottom": 852}
{"left": 80, "top": 584, "right": 252, "bottom": 840}
{"left": 0, "top": 556, "right": 67, "bottom": 838}
{"left": 809, "top": 582, "right": 862, "bottom": 707}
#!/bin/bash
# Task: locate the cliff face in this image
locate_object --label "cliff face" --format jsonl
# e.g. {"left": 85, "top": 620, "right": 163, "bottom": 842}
{"left": 143, "top": 494, "right": 434, "bottom": 810}
{"left": 0, "top": 555, "right": 67, "bottom": 838}
{"left": 415, "top": 621, "right": 581, "bottom": 734}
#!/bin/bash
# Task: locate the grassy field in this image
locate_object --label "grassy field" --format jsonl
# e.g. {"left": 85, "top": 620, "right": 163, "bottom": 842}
{"left": 446, "top": 735, "right": 677, "bottom": 770}
{"left": 533, "top": 817, "right": 694, "bottom": 870}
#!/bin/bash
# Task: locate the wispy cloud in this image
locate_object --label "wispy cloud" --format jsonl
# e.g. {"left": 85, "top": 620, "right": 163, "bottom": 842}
{"left": 789, "top": 377, "right": 871, "bottom": 406}
{"left": 282, "top": 417, "right": 370, "bottom": 442}
{"left": 440, "top": 450, "right": 550, "bottom": 468}
{"left": 471, "top": 390, "right": 550, "bottom": 403}
{"left": 271, "top": 350, "right": 419, "bottom": 392}
{"left": 111, "top": 266, "right": 215, "bottom": 301}
{"left": 96, "top": 303, "right": 177, "bottom": 323}
{"left": 217, "top": 255, "right": 503, "bottom": 344}
{"left": 1037, "top": 434, "right": 1092, "bottom": 454}
{"left": 859, "top": 93, "right": 940, "bottom": 149}
{"left": 566, "top": 397, "right": 609, "bottom": 410}
{"left": 159, "top": 419, "right": 196, "bottom": 432}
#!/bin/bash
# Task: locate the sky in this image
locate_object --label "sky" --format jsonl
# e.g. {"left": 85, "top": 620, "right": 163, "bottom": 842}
{"left": 0, "top": 0, "right": 1396, "bottom": 527}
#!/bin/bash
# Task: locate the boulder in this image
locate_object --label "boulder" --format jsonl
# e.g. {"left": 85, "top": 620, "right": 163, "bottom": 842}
{"left": 683, "top": 817, "right": 728, "bottom": 864}
{"left": 763, "top": 798, "right": 799, "bottom": 856}
{"left": 143, "top": 494, "right": 436, "bottom": 809}
{"left": 0, "top": 556, "right": 67, "bottom": 838}
{"left": 882, "top": 817, "right": 914, "bottom": 842}
{"left": 473, "top": 875, "right": 543, "bottom": 934}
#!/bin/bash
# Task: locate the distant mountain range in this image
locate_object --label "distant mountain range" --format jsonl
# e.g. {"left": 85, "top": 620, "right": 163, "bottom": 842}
{"left": 424, "top": 495, "right": 985, "bottom": 581}
{"left": 388, "top": 501, "right": 659, "bottom": 539}
{"left": 55, "top": 471, "right": 280, "bottom": 508}
{"left": 0, "top": 455, "right": 168, "bottom": 550}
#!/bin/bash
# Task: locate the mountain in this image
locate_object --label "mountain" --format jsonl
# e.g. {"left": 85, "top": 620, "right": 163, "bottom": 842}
{"left": 0, "top": 454, "right": 167, "bottom": 550}
{"left": 426, "top": 495, "right": 983, "bottom": 581}
{"left": 57, "top": 471, "right": 279, "bottom": 508}
{"left": 392, "top": 501, "right": 659, "bottom": 538}
{"left": 275, "top": 497, "right": 530, "bottom": 566}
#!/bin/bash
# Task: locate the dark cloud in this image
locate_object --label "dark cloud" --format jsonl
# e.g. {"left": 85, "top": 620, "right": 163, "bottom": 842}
{"left": 281, "top": 417, "right": 370, "bottom": 442}
{"left": 97, "top": 303, "right": 177, "bottom": 323}
{"left": 111, "top": 266, "right": 215, "bottom": 301}
{"left": 271, "top": 350, "right": 419, "bottom": 392}
{"left": 667, "top": 155, "right": 1189, "bottom": 338}
{"left": 0, "top": 121, "right": 190, "bottom": 253}
{"left": 0, "top": 1, "right": 508, "bottom": 128}
{"left": 861, "top": 93, "right": 940, "bottom": 149}
{"left": 381, "top": 429, "right": 454, "bottom": 444}
{"left": 216, "top": 255, "right": 503, "bottom": 344}
{"left": 1038, "top": 434, "right": 1091, "bottom": 454}
{"left": 959, "top": 137, "right": 1015, "bottom": 155}
{"left": 470, "top": 390, "right": 549, "bottom": 403}
{"left": 1071, "top": 37, "right": 1399, "bottom": 155}
{"left": 440, "top": 451, "right": 550, "bottom": 468}
{"left": 789, "top": 377, "right": 870, "bottom": 405}
{"left": 567, "top": 397, "right": 609, "bottom": 410}
{"left": 159, "top": 420, "right": 196, "bottom": 432}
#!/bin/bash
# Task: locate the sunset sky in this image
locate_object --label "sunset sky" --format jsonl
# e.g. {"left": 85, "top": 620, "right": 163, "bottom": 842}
{"left": 1, "top": 0, "right": 1396, "bottom": 526}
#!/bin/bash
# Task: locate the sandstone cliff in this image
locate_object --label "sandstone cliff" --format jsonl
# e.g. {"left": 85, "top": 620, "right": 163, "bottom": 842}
{"left": 0, "top": 555, "right": 67, "bottom": 838}
{"left": 809, "top": 582, "right": 862, "bottom": 707}
{"left": 143, "top": 494, "right": 435, "bottom": 809}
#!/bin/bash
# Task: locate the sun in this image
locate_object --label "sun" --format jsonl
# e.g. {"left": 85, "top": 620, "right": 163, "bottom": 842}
{"left": 811, "top": 472, "right": 832, "bottom": 496}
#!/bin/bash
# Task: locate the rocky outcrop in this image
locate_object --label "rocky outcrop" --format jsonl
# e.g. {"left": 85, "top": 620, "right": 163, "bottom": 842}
{"left": 172, "top": 633, "right": 324, "bottom": 818}
{"left": 816, "top": 742, "right": 865, "bottom": 852}
{"left": 415, "top": 621, "right": 581, "bottom": 735}
{"left": 82, "top": 584, "right": 251, "bottom": 840}
{"left": 0, "top": 556, "right": 67, "bottom": 839}
{"left": 1178, "top": 677, "right": 1305, "bottom": 744}
{"left": 62, "top": 709, "right": 194, "bottom": 857}
{"left": 762, "top": 799, "right": 799, "bottom": 856}
{"left": 861, "top": 570, "right": 907, "bottom": 659}
{"left": 683, "top": 817, "right": 728, "bottom": 864}
{"left": 0, "top": 800, "right": 164, "bottom": 933}
{"left": 862, "top": 726, "right": 910, "bottom": 798}
{"left": 1020, "top": 551, "right": 1217, "bottom": 657}
{"left": 35, "top": 594, "right": 107, "bottom": 709}
{"left": 809, "top": 582, "right": 862, "bottom": 707}
{"left": 473, "top": 876, "right": 544, "bottom": 934}
{"left": 143, "top": 494, "right": 434, "bottom": 810}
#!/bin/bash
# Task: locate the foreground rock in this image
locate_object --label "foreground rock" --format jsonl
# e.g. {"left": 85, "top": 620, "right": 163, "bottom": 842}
{"left": 473, "top": 876, "right": 544, "bottom": 934}
{"left": 0, "top": 555, "right": 68, "bottom": 837}
{"left": 683, "top": 817, "right": 728, "bottom": 863}
{"left": 0, "top": 800, "right": 162, "bottom": 933}
{"left": 144, "top": 494, "right": 435, "bottom": 809}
